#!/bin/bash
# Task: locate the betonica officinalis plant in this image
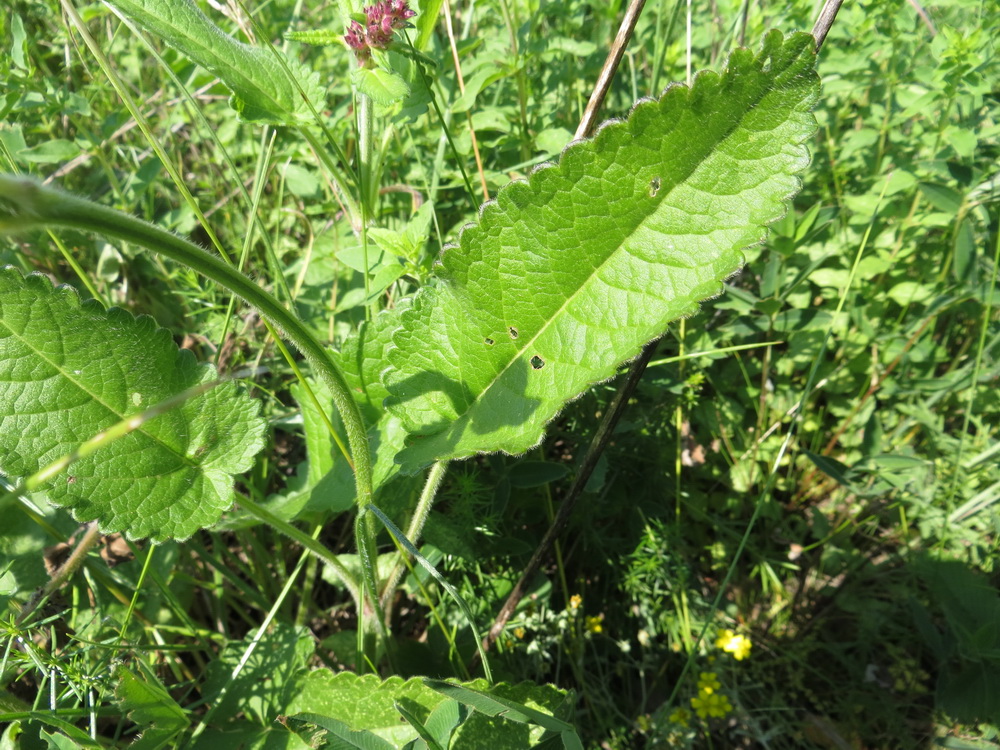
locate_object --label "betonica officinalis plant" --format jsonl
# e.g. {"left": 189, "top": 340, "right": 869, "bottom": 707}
{"left": 18, "top": 0, "right": 998, "bottom": 746}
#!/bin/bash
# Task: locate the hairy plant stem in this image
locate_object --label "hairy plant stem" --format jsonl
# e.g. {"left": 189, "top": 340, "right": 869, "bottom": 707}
{"left": 380, "top": 460, "right": 449, "bottom": 611}
{"left": 358, "top": 92, "right": 374, "bottom": 308}
{"left": 0, "top": 175, "right": 374, "bottom": 537}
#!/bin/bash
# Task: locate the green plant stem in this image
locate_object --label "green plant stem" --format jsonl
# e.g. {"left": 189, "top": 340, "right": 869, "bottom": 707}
{"left": 358, "top": 92, "right": 374, "bottom": 309}
{"left": 381, "top": 460, "right": 449, "bottom": 609}
{"left": 0, "top": 175, "right": 374, "bottom": 512}
{"left": 355, "top": 509, "right": 392, "bottom": 672}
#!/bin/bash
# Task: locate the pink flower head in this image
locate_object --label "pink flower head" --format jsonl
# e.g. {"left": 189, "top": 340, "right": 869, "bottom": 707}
{"left": 344, "top": 20, "right": 366, "bottom": 50}
{"left": 390, "top": 0, "right": 417, "bottom": 27}
{"left": 345, "top": 0, "right": 415, "bottom": 64}
{"left": 344, "top": 0, "right": 417, "bottom": 65}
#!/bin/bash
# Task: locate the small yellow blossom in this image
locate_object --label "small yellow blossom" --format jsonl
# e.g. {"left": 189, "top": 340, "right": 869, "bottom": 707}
{"left": 716, "top": 628, "right": 752, "bottom": 660}
{"left": 697, "top": 671, "right": 721, "bottom": 694}
{"left": 691, "top": 690, "right": 733, "bottom": 719}
{"left": 585, "top": 615, "right": 603, "bottom": 634}
{"left": 569, "top": 594, "right": 582, "bottom": 611}
{"left": 513, "top": 627, "right": 526, "bottom": 639}
{"left": 668, "top": 707, "right": 690, "bottom": 727}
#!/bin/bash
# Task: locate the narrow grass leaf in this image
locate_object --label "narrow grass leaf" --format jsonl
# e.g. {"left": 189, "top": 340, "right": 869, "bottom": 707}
{"left": 286, "top": 713, "right": 397, "bottom": 749}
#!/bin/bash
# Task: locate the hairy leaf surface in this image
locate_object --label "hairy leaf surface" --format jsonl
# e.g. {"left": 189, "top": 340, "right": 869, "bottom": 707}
{"left": 0, "top": 270, "right": 265, "bottom": 541}
{"left": 384, "top": 31, "right": 819, "bottom": 472}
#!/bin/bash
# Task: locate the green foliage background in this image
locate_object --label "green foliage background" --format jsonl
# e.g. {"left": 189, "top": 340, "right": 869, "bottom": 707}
{"left": 1, "top": 0, "right": 998, "bottom": 747}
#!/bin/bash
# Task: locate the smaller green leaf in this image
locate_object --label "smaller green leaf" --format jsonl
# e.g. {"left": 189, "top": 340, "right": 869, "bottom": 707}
{"left": 413, "top": 0, "right": 443, "bottom": 51}
{"left": 390, "top": 44, "right": 438, "bottom": 69}
{"left": 20, "top": 718, "right": 99, "bottom": 748}
{"left": 918, "top": 182, "right": 963, "bottom": 214}
{"left": 0, "top": 269, "right": 266, "bottom": 542}
{"left": 422, "top": 699, "right": 467, "bottom": 749}
{"left": 41, "top": 730, "right": 86, "bottom": 750}
{"left": 18, "top": 140, "right": 80, "bottom": 164}
{"left": 352, "top": 68, "right": 411, "bottom": 106}
{"left": 10, "top": 14, "right": 28, "bottom": 70}
{"left": 803, "top": 451, "right": 853, "bottom": 486}
{"left": 106, "top": 0, "right": 326, "bottom": 124}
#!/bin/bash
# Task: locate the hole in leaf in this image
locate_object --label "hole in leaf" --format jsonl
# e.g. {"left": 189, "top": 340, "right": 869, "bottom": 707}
{"left": 509, "top": 327, "right": 519, "bottom": 339}
{"left": 484, "top": 337, "right": 494, "bottom": 345}
{"left": 530, "top": 355, "right": 545, "bottom": 370}
{"left": 649, "top": 177, "right": 661, "bottom": 197}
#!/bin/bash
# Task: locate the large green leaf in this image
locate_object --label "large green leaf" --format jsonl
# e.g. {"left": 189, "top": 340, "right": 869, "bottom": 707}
{"left": 0, "top": 269, "right": 266, "bottom": 541}
{"left": 383, "top": 31, "right": 819, "bottom": 472}
{"left": 286, "top": 671, "right": 573, "bottom": 749}
{"left": 104, "top": 0, "right": 325, "bottom": 124}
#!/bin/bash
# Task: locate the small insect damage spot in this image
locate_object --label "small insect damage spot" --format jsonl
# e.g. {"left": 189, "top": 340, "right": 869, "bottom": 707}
{"left": 484, "top": 337, "right": 494, "bottom": 346}
{"left": 508, "top": 327, "right": 519, "bottom": 339}
{"left": 649, "top": 177, "right": 661, "bottom": 197}
{"left": 530, "top": 355, "right": 545, "bottom": 370}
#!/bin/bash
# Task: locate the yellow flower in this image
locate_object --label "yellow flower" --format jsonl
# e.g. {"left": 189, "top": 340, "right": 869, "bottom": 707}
{"left": 668, "top": 707, "right": 690, "bottom": 727}
{"left": 691, "top": 691, "right": 733, "bottom": 719}
{"left": 697, "top": 671, "right": 721, "bottom": 694}
{"left": 513, "top": 627, "right": 526, "bottom": 639}
{"left": 585, "top": 615, "right": 603, "bottom": 634}
{"left": 716, "top": 628, "right": 752, "bottom": 660}
{"left": 569, "top": 594, "right": 583, "bottom": 611}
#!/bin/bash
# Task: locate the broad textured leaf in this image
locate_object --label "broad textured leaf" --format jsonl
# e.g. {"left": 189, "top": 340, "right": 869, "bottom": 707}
{"left": 383, "top": 31, "right": 819, "bottom": 472}
{"left": 340, "top": 304, "right": 408, "bottom": 424}
{"left": 0, "top": 269, "right": 266, "bottom": 541}
{"left": 105, "top": 0, "right": 325, "bottom": 124}
{"left": 287, "top": 671, "right": 572, "bottom": 749}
